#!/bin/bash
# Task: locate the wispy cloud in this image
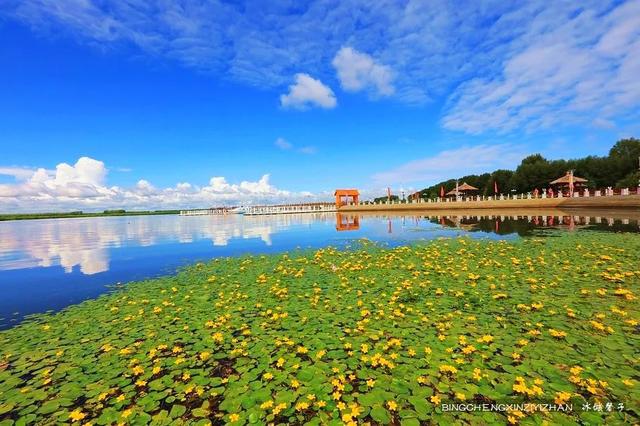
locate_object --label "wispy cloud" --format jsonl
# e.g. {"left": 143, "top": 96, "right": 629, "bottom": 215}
{"left": 442, "top": 1, "right": 640, "bottom": 134}
{"left": 372, "top": 144, "right": 527, "bottom": 186}
{"left": 280, "top": 73, "right": 336, "bottom": 110}
{"left": 0, "top": 157, "right": 315, "bottom": 212}
{"left": 332, "top": 47, "right": 394, "bottom": 97}
{"left": 274, "top": 137, "right": 316, "bottom": 155}
{"left": 274, "top": 137, "right": 293, "bottom": 150}
{"left": 297, "top": 146, "right": 317, "bottom": 155}
{"left": 2, "top": 1, "right": 638, "bottom": 133}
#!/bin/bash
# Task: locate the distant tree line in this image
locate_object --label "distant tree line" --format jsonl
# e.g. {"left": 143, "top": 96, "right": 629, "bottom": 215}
{"left": 415, "top": 138, "right": 640, "bottom": 199}
{"left": 0, "top": 209, "right": 181, "bottom": 221}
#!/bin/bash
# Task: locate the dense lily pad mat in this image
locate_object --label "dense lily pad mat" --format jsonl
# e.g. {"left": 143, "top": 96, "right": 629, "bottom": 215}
{"left": 1, "top": 233, "right": 639, "bottom": 425}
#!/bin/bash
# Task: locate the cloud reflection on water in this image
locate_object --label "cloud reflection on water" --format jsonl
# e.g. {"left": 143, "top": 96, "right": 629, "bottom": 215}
{"left": 0, "top": 213, "right": 331, "bottom": 275}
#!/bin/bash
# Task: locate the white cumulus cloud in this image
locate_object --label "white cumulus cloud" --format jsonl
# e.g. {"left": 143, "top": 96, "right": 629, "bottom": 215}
{"left": 0, "top": 157, "right": 316, "bottom": 212}
{"left": 0, "top": 166, "right": 37, "bottom": 181}
{"left": 332, "top": 47, "right": 394, "bottom": 96}
{"left": 280, "top": 73, "right": 337, "bottom": 110}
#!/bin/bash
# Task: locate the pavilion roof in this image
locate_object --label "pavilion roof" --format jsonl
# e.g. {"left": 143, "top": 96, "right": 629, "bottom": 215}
{"left": 550, "top": 172, "right": 588, "bottom": 185}
{"left": 445, "top": 182, "right": 479, "bottom": 195}
{"left": 334, "top": 189, "right": 359, "bottom": 196}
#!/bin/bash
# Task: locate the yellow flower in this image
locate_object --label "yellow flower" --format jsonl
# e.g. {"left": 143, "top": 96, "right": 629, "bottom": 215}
{"left": 366, "top": 379, "right": 375, "bottom": 388}
{"left": 461, "top": 345, "right": 476, "bottom": 355}
{"left": 477, "top": 335, "right": 494, "bottom": 344}
{"left": 569, "top": 366, "right": 583, "bottom": 376}
{"left": 121, "top": 409, "right": 133, "bottom": 418}
{"left": 472, "top": 368, "right": 482, "bottom": 381}
{"left": 554, "top": 391, "right": 572, "bottom": 405}
{"left": 430, "top": 394, "right": 441, "bottom": 405}
{"left": 199, "top": 351, "right": 211, "bottom": 361}
{"left": 69, "top": 409, "right": 86, "bottom": 422}
{"left": 623, "top": 378, "right": 635, "bottom": 387}
{"left": 387, "top": 400, "right": 398, "bottom": 411}
{"left": 229, "top": 413, "right": 240, "bottom": 422}
{"left": 263, "top": 372, "right": 273, "bottom": 381}
{"left": 295, "top": 401, "right": 310, "bottom": 411}
{"left": 439, "top": 364, "right": 458, "bottom": 374}
{"left": 549, "top": 329, "right": 567, "bottom": 339}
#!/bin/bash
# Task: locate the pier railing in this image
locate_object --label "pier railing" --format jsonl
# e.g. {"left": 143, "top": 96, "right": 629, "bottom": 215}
{"left": 180, "top": 203, "right": 337, "bottom": 216}
{"left": 179, "top": 208, "right": 232, "bottom": 216}
{"left": 350, "top": 186, "right": 640, "bottom": 206}
{"left": 244, "top": 203, "right": 336, "bottom": 216}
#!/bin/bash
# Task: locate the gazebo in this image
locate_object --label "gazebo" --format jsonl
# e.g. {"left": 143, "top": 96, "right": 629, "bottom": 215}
{"left": 334, "top": 189, "right": 359, "bottom": 207}
{"left": 408, "top": 191, "right": 422, "bottom": 201}
{"left": 550, "top": 171, "right": 587, "bottom": 195}
{"left": 445, "top": 182, "right": 479, "bottom": 198}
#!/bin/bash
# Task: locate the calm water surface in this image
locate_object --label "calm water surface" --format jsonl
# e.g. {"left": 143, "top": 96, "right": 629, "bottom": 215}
{"left": 1, "top": 211, "right": 638, "bottom": 328}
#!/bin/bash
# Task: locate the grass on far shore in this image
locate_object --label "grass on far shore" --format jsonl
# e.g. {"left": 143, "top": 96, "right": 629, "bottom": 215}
{"left": 0, "top": 232, "right": 639, "bottom": 425}
{"left": 0, "top": 210, "right": 180, "bottom": 222}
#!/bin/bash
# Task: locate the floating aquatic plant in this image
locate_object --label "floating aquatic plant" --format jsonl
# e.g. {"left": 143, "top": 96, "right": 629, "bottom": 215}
{"left": 0, "top": 232, "right": 638, "bottom": 425}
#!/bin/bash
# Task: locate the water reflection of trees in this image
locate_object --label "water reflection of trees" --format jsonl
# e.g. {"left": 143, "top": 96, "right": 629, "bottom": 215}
{"left": 429, "top": 215, "right": 640, "bottom": 236}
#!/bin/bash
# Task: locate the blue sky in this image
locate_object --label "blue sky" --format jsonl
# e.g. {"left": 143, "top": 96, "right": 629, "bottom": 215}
{"left": 0, "top": 0, "right": 639, "bottom": 211}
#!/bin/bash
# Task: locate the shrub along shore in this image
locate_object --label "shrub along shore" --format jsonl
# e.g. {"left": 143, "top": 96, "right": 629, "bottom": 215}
{"left": 0, "top": 232, "right": 638, "bottom": 425}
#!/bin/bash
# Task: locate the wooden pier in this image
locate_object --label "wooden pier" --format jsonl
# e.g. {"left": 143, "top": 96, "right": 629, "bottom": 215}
{"left": 244, "top": 202, "right": 336, "bottom": 216}
{"left": 179, "top": 207, "right": 234, "bottom": 216}
{"left": 180, "top": 203, "right": 336, "bottom": 216}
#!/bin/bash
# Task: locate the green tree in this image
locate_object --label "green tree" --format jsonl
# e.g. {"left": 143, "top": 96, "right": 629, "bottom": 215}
{"left": 413, "top": 138, "right": 639, "bottom": 195}
{"left": 616, "top": 171, "right": 640, "bottom": 188}
{"left": 487, "top": 170, "right": 514, "bottom": 195}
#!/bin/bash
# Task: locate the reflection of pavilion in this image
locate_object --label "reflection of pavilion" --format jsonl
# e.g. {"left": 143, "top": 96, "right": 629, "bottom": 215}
{"left": 335, "top": 213, "right": 360, "bottom": 231}
{"left": 438, "top": 216, "right": 480, "bottom": 231}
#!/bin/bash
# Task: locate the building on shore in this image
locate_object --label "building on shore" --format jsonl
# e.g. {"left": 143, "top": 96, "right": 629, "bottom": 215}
{"left": 550, "top": 171, "right": 588, "bottom": 196}
{"left": 445, "top": 182, "right": 479, "bottom": 198}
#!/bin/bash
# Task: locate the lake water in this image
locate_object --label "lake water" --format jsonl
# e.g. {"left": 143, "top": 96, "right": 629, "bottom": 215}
{"left": 1, "top": 210, "right": 639, "bottom": 328}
